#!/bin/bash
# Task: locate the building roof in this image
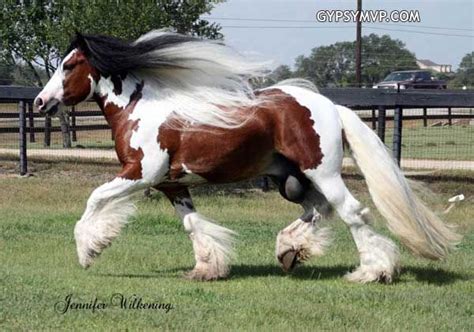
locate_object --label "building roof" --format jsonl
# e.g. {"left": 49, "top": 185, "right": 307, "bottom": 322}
{"left": 417, "top": 59, "right": 440, "bottom": 66}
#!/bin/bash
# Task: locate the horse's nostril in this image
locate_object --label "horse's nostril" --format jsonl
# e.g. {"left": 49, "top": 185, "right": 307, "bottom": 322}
{"left": 35, "top": 97, "right": 44, "bottom": 107}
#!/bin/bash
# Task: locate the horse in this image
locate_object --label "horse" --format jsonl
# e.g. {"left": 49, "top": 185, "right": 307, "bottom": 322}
{"left": 34, "top": 31, "right": 460, "bottom": 282}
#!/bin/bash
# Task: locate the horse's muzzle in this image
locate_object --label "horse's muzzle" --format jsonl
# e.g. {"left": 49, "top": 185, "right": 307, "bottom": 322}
{"left": 34, "top": 97, "right": 59, "bottom": 115}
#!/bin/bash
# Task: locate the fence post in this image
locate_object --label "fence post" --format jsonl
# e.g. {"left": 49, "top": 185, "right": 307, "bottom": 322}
{"left": 371, "top": 107, "right": 376, "bottom": 129}
{"left": 70, "top": 106, "right": 77, "bottom": 142}
{"left": 392, "top": 106, "right": 403, "bottom": 166}
{"left": 19, "top": 101, "right": 28, "bottom": 175}
{"left": 58, "top": 109, "right": 72, "bottom": 148}
{"left": 28, "top": 102, "right": 35, "bottom": 143}
{"left": 377, "top": 106, "right": 386, "bottom": 143}
{"left": 44, "top": 113, "right": 52, "bottom": 147}
{"left": 448, "top": 107, "right": 452, "bottom": 126}
{"left": 423, "top": 107, "right": 427, "bottom": 127}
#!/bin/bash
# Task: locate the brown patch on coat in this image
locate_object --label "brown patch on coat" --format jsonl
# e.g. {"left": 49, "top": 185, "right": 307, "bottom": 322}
{"left": 158, "top": 89, "right": 323, "bottom": 184}
{"left": 260, "top": 89, "right": 323, "bottom": 170}
{"left": 94, "top": 82, "right": 145, "bottom": 180}
{"left": 62, "top": 50, "right": 99, "bottom": 106}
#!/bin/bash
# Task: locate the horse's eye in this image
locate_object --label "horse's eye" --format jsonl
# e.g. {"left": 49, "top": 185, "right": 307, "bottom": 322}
{"left": 63, "top": 63, "right": 76, "bottom": 71}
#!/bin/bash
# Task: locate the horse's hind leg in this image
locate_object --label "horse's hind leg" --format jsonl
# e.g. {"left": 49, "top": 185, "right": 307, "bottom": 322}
{"left": 275, "top": 186, "right": 332, "bottom": 272}
{"left": 268, "top": 163, "right": 332, "bottom": 271}
{"left": 305, "top": 172, "right": 400, "bottom": 283}
{"left": 159, "top": 186, "right": 236, "bottom": 281}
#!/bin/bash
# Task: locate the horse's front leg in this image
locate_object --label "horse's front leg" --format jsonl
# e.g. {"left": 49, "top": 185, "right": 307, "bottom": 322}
{"left": 160, "top": 186, "right": 237, "bottom": 281}
{"left": 74, "top": 173, "right": 147, "bottom": 268}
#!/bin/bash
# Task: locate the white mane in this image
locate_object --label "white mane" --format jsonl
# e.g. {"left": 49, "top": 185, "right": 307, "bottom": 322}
{"left": 133, "top": 30, "right": 272, "bottom": 129}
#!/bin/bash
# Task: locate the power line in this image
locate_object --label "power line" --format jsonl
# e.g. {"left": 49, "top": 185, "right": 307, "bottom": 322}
{"left": 373, "top": 22, "right": 473, "bottom": 32}
{"left": 204, "top": 16, "right": 474, "bottom": 32}
{"left": 220, "top": 25, "right": 474, "bottom": 38}
{"left": 364, "top": 26, "right": 474, "bottom": 38}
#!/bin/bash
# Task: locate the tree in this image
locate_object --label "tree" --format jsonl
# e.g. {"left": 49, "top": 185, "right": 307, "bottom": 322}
{"left": 451, "top": 52, "right": 474, "bottom": 88}
{"left": 0, "top": 57, "right": 15, "bottom": 85}
{"left": 0, "top": 0, "right": 224, "bottom": 87}
{"left": 294, "top": 34, "right": 418, "bottom": 87}
{"left": 270, "top": 65, "right": 293, "bottom": 82}
{"left": 459, "top": 52, "right": 474, "bottom": 72}
{"left": 254, "top": 64, "right": 294, "bottom": 88}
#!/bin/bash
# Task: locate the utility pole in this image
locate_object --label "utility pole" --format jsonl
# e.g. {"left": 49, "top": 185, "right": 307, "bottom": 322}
{"left": 355, "top": 0, "right": 362, "bottom": 87}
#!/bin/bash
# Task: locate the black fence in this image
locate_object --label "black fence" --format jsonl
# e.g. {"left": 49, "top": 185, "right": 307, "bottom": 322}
{"left": 1, "top": 86, "right": 474, "bottom": 175}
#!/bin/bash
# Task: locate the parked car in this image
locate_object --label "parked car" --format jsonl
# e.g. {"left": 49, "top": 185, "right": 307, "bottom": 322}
{"left": 373, "top": 70, "right": 447, "bottom": 89}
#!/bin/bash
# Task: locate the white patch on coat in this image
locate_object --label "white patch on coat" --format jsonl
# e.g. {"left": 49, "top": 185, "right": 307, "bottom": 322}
{"left": 97, "top": 76, "right": 138, "bottom": 108}
{"left": 86, "top": 74, "right": 97, "bottom": 100}
{"left": 128, "top": 86, "right": 175, "bottom": 183}
{"left": 36, "top": 50, "right": 77, "bottom": 108}
{"left": 95, "top": 77, "right": 173, "bottom": 184}
{"left": 182, "top": 163, "right": 191, "bottom": 173}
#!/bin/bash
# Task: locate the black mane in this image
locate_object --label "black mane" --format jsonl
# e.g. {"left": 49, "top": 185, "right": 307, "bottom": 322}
{"left": 66, "top": 32, "right": 201, "bottom": 76}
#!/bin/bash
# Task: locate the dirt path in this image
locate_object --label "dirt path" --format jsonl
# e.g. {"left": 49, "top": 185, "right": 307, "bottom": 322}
{"left": 1, "top": 148, "right": 473, "bottom": 170}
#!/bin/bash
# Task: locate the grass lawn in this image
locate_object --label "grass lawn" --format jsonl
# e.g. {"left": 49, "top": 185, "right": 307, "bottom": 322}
{"left": 0, "top": 161, "right": 473, "bottom": 330}
{"left": 385, "top": 126, "right": 473, "bottom": 161}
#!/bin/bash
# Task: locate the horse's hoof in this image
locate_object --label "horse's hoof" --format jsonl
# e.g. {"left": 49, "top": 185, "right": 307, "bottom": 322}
{"left": 279, "top": 250, "right": 299, "bottom": 272}
{"left": 183, "top": 268, "right": 227, "bottom": 281}
{"left": 345, "top": 267, "right": 395, "bottom": 284}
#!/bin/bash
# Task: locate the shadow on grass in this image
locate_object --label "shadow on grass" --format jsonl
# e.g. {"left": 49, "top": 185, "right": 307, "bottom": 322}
{"left": 96, "top": 273, "right": 166, "bottom": 279}
{"left": 230, "top": 264, "right": 352, "bottom": 280}
{"left": 97, "top": 264, "right": 470, "bottom": 285}
{"left": 98, "top": 265, "right": 351, "bottom": 281}
{"left": 401, "top": 266, "right": 471, "bottom": 285}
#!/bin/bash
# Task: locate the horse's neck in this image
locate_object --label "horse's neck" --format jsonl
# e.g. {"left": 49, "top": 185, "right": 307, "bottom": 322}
{"left": 93, "top": 75, "right": 145, "bottom": 135}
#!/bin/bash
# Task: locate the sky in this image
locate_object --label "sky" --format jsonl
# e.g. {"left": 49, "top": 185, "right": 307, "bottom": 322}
{"left": 206, "top": 0, "right": 473, "bottom": 70}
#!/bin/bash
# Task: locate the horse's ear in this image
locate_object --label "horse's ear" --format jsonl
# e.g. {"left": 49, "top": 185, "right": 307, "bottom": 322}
{"left": 74, "top": 32, "right": 89, "bottom": 53}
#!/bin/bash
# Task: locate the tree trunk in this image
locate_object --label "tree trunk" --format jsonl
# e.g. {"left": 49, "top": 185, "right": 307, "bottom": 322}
{"left": 25, "top": 61, "right": 44, "bottom": 87}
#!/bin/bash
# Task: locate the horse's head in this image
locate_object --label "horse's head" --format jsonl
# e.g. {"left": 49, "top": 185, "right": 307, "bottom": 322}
{"left": 34, "top": 34, "right": 99, "bottom": 115}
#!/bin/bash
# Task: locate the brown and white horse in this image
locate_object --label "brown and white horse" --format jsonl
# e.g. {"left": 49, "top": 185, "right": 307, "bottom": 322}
{"left": 35, "top": 31, "right": 460, "bottom": 282}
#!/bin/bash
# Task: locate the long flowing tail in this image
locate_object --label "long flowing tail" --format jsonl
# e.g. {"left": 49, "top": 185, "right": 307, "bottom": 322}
{"left": 336, "top": 105, "right": 461, "bottom": 260}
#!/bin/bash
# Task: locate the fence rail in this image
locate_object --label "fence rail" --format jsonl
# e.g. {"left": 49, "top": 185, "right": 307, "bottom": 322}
{"left": 1, "top": 86, "right": 473, "bottom": 175}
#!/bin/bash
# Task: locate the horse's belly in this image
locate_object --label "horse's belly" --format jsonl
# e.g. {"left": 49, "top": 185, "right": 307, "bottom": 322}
{"left": 159, "top": 117, "right": 275, "bottom": 184}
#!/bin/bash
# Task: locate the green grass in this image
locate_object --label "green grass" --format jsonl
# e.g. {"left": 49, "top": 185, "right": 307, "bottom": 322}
{"left": 0, "top": 162, "right": 473, "bottom": 330}
{"left": 385, "top": 126, "right": 473, "bottom": 160}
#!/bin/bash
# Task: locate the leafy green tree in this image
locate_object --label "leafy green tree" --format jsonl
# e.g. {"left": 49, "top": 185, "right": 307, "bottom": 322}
{"left": 451, "top": 52, "right": 474, "bottom": 88}
{"left": 270, "top": 65, "right": 293, "bottom": 82}
{"left": 0, "top": 0, "right": 224, "bottom": 87}
{"left": 0, "top": 50, "right": 15, "bottom": 85}
{"left": 294, "top": 34, "right": 418, "bottom": 87}
{"left": 255, "top": 64, "right": 294, "bottom": 88}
